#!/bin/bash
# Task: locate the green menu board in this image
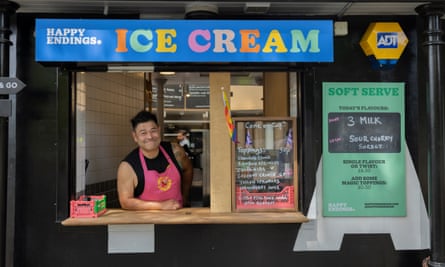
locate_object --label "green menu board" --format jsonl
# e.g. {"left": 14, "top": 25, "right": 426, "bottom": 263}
{"left": 322, "top": 82, "right": 405, "bottom": 216}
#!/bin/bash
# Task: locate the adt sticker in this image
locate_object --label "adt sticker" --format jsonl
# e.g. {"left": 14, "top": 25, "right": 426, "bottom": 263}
{"left": 377, "top": 32, "right": 398, "bottom": 48}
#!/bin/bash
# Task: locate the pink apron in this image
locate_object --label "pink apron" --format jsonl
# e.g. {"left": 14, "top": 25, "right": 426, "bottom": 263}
{"left": 138, "top": 146, "right": 183, "bottom": 206}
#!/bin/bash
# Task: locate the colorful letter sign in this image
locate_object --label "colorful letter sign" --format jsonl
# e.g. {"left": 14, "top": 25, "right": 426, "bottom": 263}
{"left": 360, "top": 22, "right": 408, "bottom": 69}
{"left": 35, "top": 19, "right": 333, "bottom": 63}
{"left": 322, "top": 82, "right": 406, "bottom": 217}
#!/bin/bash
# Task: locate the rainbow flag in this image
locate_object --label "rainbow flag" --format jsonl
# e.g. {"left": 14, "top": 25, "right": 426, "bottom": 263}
{"left": 222, "top": 90, "right": 237, "bottom": 143}
{"left": 286, "top": 129, "right": 293, "bottom": 149}
{"left": 245, "top": 129, "right": 253, "bottom": 147}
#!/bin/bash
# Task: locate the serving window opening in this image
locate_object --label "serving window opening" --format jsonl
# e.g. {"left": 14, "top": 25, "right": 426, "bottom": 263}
{"left": 72, "top": 70, "right": 300, "bottom": 213}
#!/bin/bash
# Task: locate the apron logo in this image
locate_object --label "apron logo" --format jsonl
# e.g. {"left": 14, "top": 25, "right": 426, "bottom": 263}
{"left": 377, "top": 32, "right": 398, "bottom": 48}
{"left": 157, "top": 176, "right": 172, "bottom": 191}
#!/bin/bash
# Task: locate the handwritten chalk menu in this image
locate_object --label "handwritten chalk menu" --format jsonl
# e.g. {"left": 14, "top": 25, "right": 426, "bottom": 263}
{"left": 328, "top": 112, "right": 401, "bottom": 153}
{"left": 233, "top": 117, "right": 297, "bottom": 212}
{"left": 322, "top": 82, "right": 406, "bottom": 217}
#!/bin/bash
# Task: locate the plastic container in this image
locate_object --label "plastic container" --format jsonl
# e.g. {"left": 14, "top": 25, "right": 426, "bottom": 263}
{"left": 70, "top": 195, "right": 107, "bottom": 218}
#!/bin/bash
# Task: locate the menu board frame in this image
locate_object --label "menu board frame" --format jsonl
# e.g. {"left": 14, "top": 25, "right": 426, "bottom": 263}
{"left": 232, "top": 117, "right": 298, "bottom": 212}
{"left": 322, "top": 82, "right": 406, "bottom": 217}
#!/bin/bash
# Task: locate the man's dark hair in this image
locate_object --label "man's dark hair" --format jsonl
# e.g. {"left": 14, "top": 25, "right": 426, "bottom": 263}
{"left": 178, "top": 129, "right": 189, "bottom": 136}
{"left": 130, "top": 110, "right": 158, "bottom": 130}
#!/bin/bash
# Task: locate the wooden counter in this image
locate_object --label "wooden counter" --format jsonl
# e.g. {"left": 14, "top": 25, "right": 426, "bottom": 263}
{"left": 62, "top": 208, "right": 308, "bottom": 226}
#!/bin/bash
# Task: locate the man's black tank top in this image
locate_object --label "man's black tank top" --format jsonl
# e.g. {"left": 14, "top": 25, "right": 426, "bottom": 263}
{"left": 122, "top": 141, "right": 182, "bottom": 197}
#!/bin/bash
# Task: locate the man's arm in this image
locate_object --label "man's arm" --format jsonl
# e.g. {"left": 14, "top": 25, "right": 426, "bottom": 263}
{"left": 171, "top": 142, "right": 194, "bottom": 207}
{"left": 117, "top": 161, "right": 181, "bottom": 210}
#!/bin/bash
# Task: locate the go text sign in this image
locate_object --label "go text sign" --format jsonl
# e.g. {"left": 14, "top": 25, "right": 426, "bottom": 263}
{"left": 35, "top": 19, "right": 333, "bottom": 63}
{"left": 0, "top": 77, "right": 26, "bottom": 95}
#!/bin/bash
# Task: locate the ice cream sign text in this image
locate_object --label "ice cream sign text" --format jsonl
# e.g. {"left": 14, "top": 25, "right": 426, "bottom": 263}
{"left": 35, "top": 19, "right": 334, "bottom": 63}
{"left": 113, "top": 28, "right": 322, "bottom": 54}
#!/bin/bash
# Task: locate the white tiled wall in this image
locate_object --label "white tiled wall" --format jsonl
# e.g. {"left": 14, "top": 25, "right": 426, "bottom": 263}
{"left": 76, "top": 72, "right": 144, "bottom": 193}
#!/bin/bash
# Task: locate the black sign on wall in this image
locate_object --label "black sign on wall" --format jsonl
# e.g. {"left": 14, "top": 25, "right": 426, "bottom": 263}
{"left": 152, "top": 84, "right": 209, "bottom": 109}
{"left": 186, "top": 85, "right": 209, "bottom": 109}
{"left": 152, "top": 85, "right": 184, "bottom": 108}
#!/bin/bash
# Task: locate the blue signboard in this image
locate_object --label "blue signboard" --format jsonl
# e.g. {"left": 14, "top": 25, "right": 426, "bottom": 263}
{"left": 35, "top": 19, "right": 333, "bottom": 63}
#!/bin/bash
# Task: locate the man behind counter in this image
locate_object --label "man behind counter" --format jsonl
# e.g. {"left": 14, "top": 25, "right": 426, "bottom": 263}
{"left": 176, "top": 129, "right": 192, "bottom": 156}
{"left": 117, "top": 111, "right": 193, "bottom": 210}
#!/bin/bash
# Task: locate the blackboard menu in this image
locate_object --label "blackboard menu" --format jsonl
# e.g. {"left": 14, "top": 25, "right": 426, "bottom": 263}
{"left": 152, "top": 85, "right": 184, "bottom": 108}
{"left": 152, "top": 84, "right": 209, "bottom": 109}
{"left": 328, "top": 112, "right": 401, "bottom": 153}
{"left": 186, "top": 85, "right": 210, "bottom": 109}
{"left": 233, "top": 117, "right": 297, "bottom": 212}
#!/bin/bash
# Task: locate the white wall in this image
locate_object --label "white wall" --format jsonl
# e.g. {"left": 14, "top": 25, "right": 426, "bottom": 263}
{"left": 76, "top": 72, "right": 144, "bottom": 192}
{"left": 230, "top": 85, "right": 263, "bottom": 112}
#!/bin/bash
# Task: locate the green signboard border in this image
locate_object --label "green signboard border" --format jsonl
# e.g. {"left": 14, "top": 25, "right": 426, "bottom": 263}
{"left": 322, "top": 82, "right": 406, "bottom": 217}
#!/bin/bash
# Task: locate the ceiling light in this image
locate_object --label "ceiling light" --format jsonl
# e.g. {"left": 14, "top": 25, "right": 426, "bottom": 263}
{"left": 160, "top": 72, "right": 175, "bottom": 75}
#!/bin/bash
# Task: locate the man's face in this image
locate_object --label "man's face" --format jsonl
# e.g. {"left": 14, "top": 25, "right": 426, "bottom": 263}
{"left": 177, "top": 132, "right": 185, "bottom": 141}
{"left": 132, "top": 121, "right": 161, "bottom": 152}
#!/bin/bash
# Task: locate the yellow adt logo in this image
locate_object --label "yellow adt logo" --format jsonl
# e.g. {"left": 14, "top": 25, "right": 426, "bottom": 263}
{"left": 360, "top": 22, "right": 408, "bottom": 69}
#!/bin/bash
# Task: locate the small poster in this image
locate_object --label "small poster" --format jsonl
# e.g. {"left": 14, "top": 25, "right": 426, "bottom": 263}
{"left": 233, "top": 117, "right": 297, "bottom": 212}
{"left": 322, "top": 82, "right": 406, "bottom": 216}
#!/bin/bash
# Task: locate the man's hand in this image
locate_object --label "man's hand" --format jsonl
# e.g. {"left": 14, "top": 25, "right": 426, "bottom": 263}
{"left": 159, "top": 199, "right": 182, "bottom": 210}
